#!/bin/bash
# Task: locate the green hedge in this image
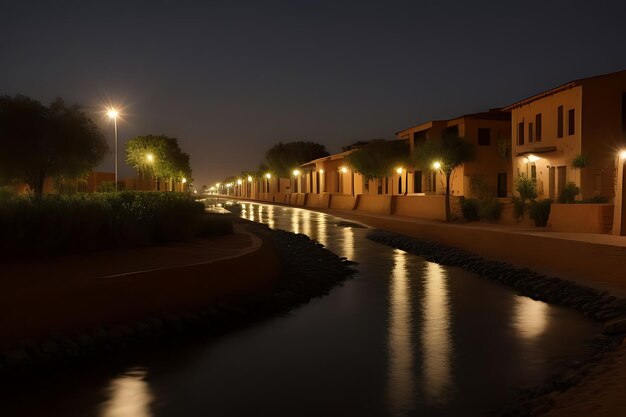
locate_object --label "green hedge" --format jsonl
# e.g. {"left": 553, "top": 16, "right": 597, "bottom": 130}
{"left": 0, "top": 192, "right": 230, "bottom": 258}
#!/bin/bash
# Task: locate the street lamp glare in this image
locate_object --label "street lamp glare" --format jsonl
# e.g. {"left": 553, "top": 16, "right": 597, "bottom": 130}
{"left": 396, "top": 167, "right": 403, "bottom": 174}
{"left": 265, "top": 173, "right": 271, "bottom": 179}
{"left": 107, "top": 108, "right": 119, "bottom": 119}
{"left": 340, "top": 166, "right": 348, "bottom": 173}
{"left": 182, "top": 178, "right": 187, "bottom": 184}
{"left": 146, "top": 153, "right": 154, "bottom": 162}
{"left": 433, "top": 161, "right": 442, "bottom": 170}
{"left": 237, "top": 179, "right": 242, "bottom": 185}
{"left": 293, "top": 169, "right": 300, "bottom": 176}
{"left": 620, "top": 150, "right": 626, "bottom": 159}
{"left": 247, "top": 175, "right": 252, "bottom": 182}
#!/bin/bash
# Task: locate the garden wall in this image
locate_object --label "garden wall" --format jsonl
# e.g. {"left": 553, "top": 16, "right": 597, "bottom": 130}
{"left": 329, "top": 194, "right": 357, "bottom": 210}
{"left": 548, "top": 203, "right": 614, "bottom": 234}
{"left": 355, "top": 194, "right": 392, "bottom": 214}
{"left": 392, "top": 195, "right": 448, "bottom": 221}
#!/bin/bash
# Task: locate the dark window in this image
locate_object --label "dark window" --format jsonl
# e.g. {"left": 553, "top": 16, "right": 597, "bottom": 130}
{"left": 518, "top": 122, "right": 524, "bottom": 145}
{"left": 413, "top": 130, "right": 427, "bottom": 147}
{"left": 413, "top": 171, "right": 422, "bottom": 193}
{"left": 445, "top": 125, "right": 459, "bottom": 138}
{"left": 557, "top": 106, "right": 564, "bottom": 138}
{"left": 529, "top": 122, "right": 534, "bottom": 143}
{"left": 477, "top": 128, "right": 491, "bottom": 146}
{"left": 535, "top": 114, "right": 542, "bottom": 141}
{"left": 568, "top": 109, "right": 576, "bottom": 135}
{"left": 530, "top": 164, "right": 537, "bottom": 180}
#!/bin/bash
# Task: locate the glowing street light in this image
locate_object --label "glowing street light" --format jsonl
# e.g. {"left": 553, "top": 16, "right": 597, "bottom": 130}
{"left": 433, "top": 161, "right": 442, "bottom": 170}
{"left": 247, "top": 175, "right": 252, "bottom": 182}
{"left": 293, "top": 169, "right": 300, "bottom": 176}
{"left": 237, "top": 179, "right": 242, "bottom": 185}
{"left": 319, "top": 169, "right": 324, "bottom": 174}
{"left": 146, "top": 153, "right": 154, "bottom": 163}
{"left": 340, "top": 166, "right": 348, "bottom": 173}
{"left": 396, "top": 167, "right": 403, "bottom": 174}
{"left": 107, "top": 107, "right": 120, "bottom": 190}
{"left": 620, "top": 150, "right": 626, "bottom": 159}
{"left": 182, "top": 178, "right": 187, "bottom": 184}
{"left": 265, "top": 173, "right": 271, "bottom": 179}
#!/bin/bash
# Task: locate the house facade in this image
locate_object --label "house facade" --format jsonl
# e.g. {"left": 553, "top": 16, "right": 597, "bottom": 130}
{"left": 503, "top": 69, "right": 626, "bottom": 201}
{"left": 396, "top": 110, "right": 512, "bottom": 198}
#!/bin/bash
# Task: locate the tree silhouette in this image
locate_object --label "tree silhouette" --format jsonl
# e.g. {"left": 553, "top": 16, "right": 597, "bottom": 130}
{"left": 0, "top": 95, "right": 108, "bottom": 196}
{"left": 346, "top": 140, "right": 409, "bottom": 193}
{"left": 411, "top": 134, "right": 475, "bottom": 221}
{"left": 265, "top": 141, "right": 328, "bottom": 178}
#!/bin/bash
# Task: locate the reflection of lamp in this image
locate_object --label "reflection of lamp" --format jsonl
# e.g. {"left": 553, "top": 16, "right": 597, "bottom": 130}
{"left": 522, "top": 157, "right": 529, "bottom": 164}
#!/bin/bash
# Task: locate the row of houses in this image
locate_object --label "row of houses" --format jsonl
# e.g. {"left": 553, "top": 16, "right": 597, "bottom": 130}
{"left": 221, "top": 69, "right": 626, "bottom": 235}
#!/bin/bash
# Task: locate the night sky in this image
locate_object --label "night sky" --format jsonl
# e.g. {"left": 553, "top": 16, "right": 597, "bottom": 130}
{"left": 2, "top": 0, "right": 626, "bottom": 187}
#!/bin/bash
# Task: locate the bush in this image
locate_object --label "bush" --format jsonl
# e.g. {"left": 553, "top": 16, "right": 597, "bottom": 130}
{"left": 557, "top": 182, "right": 580, "bottom": 204}
{"left": 515, "top": 174, "right": 537, "bottom": 202}
{"left": 459, "top": 197, "right": 480, "bottom": 221}
{"left": 0, "top": 192, "right": 223, "bottom": 259}
{"left": 478, "top": 198, "right": 503, "bottom": 221}
{"left": 529, "top": 199, "right": 552, "bottom": 227}
{"left": 512, "top": 196, "right": 525, "bottom": 221}
{"left": 196, "top": 213, "right": 234, "bottom": 236}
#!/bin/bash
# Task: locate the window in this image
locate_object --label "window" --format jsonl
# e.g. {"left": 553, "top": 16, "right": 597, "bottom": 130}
{"left": 477, "top": 128, "right": 491, "bottom": 146}
{"left": 535, "top": 113, "right": 542, "bottom": 141}
{"left": 530, "top": 164, "right": 537, "bottom": 180}
{"left": 518, "top": 122, "right": 524, "bottom": 145}
{"left": 445, "top": 125, "right": 459, "bottom": 137}
{"left": 413, "top": 130, "right": 427, "bottom": 147}
{"left": 557, "top": 106, "right": 564, "bottom": 138}
{"left": 568, "top": 109, "right": 576, "bottom": 135}
{"left": 529, "top": 122, "right": 534, "bottom": 143}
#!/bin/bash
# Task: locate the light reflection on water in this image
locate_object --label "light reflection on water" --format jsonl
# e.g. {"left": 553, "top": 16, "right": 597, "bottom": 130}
{"left": 422, "top": 262, "right": 452, "bottom": 403}
{"left": 388, "top": 249, "right": 415, "bottom": 416}
{"left": 100, "top": 369, "right": 153, "bottom": 417}
{"left": 514, "top": 296, "right": 548, "bottom": 339}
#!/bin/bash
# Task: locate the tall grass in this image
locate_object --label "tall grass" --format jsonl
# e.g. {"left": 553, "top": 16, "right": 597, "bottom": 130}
{"left": 0, "top": 192, "right": 225, "bottom": 258}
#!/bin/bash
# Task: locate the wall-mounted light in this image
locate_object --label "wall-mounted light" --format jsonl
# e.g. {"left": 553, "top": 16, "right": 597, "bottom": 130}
{"left": 527, "top": 154, "right": 541, "bottom": 162}
{"left": 340, "top": 166, "right": 348, "bottom": 173}
{"left": 396, "top": 167, "right": 403, "bottom": 174}
{"left": 619, "top": 150, "right": 626, "bottom": 159}
{"left": 293, "top": 169, "right": 300, "bottom": 176}
{"left": 433, "top": 161, "right": 441, "bottom": 170}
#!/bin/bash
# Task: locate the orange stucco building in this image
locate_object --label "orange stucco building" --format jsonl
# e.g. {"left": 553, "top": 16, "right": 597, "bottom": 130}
{"left": 396, "top": 109, "right": 512, "bottom": 198}
{"left": 503, "top": 69, "right": 626, "bottom": 202}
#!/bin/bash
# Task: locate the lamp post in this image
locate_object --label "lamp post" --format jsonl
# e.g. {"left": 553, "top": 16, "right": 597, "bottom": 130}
{"left": 107, "top": 108, "right": 120, "bottom": 190}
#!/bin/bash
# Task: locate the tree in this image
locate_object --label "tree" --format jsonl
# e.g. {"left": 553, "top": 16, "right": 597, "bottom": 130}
{"left": 0, "top": 95, "right": 108, "bottom": 196}
{"left": 265, "top": 141, "right": 329, "bottom": 178}
{"left": 126, "top": 135, "right": 192, "bottom": 190}
{"left": 346, "top": 140, "right": 409, "bottom": 193}
{"left": 411, "top": 134, "right": 475, "bottom": 221}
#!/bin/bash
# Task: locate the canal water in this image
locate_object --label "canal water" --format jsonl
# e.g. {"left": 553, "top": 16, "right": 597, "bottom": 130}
{"left": 2, "top": 202, "right": 597, "bottom": 417}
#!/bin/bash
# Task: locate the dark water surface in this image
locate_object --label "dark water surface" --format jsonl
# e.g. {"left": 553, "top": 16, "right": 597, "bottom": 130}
{"left": 2, "top": 202, "right": 598, "bottom": 417}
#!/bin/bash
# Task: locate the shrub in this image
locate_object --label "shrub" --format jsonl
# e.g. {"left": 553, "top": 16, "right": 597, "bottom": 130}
{"left": 557, "top": 182, "right": 580, "bottom": 204}
{"left": 529, "top": 199, "right": 552, "bottom": 227}
{"left": 196, "top": 213, "right": 234, "bottom": 236}
{"left": 478, "top": 198, "right": 503, "bottom": 222}
{"left": 512, "top": 196, "right": 525, "bottom": 221}
{"left": 515, "top": 174, "right": 537, "bottom": 202}
{"left": 459, "top": 197, "right": 479, "bottom": 221}
{"left": 97, "top": 181, "right": 116, "bottom": 192}
{"left": 0, "top": 192, "right": 220, "bottom": 259}
{"left": 572, "top": 154, "right": 587, "bottom": 169}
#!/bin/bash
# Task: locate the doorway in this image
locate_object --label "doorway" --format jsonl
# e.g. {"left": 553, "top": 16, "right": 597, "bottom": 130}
{"left": 497, "top": 173, "right": 507, "bottom": 198}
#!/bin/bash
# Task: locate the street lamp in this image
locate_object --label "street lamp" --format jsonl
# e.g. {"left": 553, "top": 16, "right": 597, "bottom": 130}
{"left": 146, "top": 153, "right": 154, "bottom": 163}
{"left": 620, "top": 150, "right": 626, "bottom": 159}
{"left": 107, "top": 108, "right": 120, "bottom": 190}
{"left": 433, "top": 161, "right": 442, "bottom": 170}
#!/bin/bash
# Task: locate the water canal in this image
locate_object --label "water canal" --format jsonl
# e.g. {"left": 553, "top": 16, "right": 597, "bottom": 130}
{"left": 2, "top": 202, "right": 598, "bottom": 416}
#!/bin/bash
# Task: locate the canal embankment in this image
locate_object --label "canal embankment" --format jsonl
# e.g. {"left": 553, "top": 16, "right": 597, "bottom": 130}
{"left": 0, "top": 218, "right": 356, "bottom": 373}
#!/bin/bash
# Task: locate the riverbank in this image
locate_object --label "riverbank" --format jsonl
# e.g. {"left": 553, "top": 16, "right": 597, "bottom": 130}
{"left": 0, "top": 217, "right": 356, "bottom": 373}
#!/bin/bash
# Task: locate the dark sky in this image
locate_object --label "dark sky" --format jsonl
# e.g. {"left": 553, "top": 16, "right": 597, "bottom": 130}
{"left": 2, "top": 0, "right": 626, "bottom": 187}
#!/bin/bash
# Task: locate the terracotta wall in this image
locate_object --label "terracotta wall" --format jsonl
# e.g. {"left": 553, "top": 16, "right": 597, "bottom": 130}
{"left": 305, "top": 193, "right": 330, "bottom": 208}
{"left": 548, "top": 203, "right": 614, "bottom": 233}
{"left": 329, "top": 194, "right": 357, "bottom": 210}
{"left": 355, "top": 194, "right": 392, "bottom": 214}
{"left": 392, "top": 195, "right": 448, "bottom": 221}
